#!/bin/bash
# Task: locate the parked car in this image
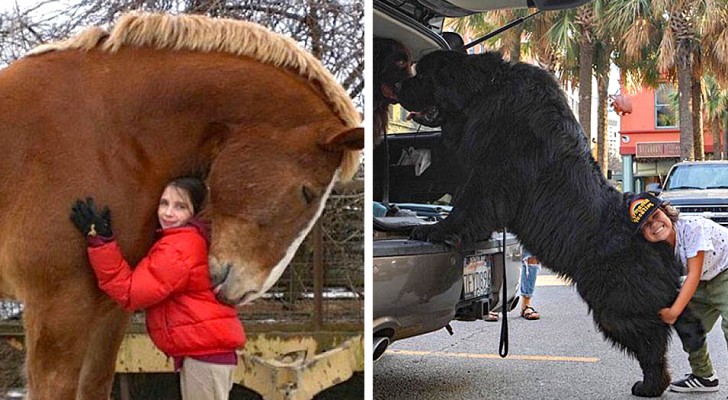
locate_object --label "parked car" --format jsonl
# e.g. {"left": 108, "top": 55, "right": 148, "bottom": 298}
{"left": 372, "top": 0, "right": 592, "bottom": 360}
{"left": 657, "top": 160, "right": 728, "bottom": 227}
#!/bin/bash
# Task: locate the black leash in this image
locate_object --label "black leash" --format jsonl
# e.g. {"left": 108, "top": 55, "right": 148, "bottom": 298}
{"left": 382, "top": 132, "right": 390, "bottom": 205}
{"left": 498, "top": 228, "right": 509, "bottom": 358}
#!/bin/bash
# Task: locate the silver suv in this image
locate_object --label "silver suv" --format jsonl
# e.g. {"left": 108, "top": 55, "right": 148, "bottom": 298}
{"left": 659, "top": 160, "right": 728, "bottom": 226}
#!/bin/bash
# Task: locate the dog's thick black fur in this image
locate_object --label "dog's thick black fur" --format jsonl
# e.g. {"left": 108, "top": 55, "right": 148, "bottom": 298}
{"left": 397, "top": 50, "right": 705, "bottom": 398}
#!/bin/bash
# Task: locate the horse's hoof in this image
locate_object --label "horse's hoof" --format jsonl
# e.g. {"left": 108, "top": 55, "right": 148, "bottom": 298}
{"left": 631, "top": 381, "right": 663, "bottom": 398}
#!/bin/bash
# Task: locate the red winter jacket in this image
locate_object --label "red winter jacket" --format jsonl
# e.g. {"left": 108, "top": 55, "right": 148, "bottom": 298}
{"left": 87, "top": 225, "right": 246, "bottom": 357}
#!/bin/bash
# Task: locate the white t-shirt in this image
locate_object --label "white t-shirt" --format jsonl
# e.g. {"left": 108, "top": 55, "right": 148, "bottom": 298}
{"left": 674, "top": 215, "right": 728, "bottom": 281}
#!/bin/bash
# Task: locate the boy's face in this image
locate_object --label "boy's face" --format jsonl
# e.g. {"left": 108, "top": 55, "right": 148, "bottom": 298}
{"left": 640, "top": 209, "right": 673, "bottom": 243}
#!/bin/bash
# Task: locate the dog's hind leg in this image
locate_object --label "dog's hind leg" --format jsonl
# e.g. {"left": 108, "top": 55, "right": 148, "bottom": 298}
{"left": 631, "top": 350, "right": 670, "bottom": 398}
{"left": 625, "top": 330, "right": 671, "bottom": 397}
{"left": 597, "top": 317, "right": 670, "bottom": 397}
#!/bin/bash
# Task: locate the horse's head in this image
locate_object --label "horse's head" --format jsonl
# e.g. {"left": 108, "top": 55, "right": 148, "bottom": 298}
{"left": 207, "top": 123, "right": 362, "bottom": 307}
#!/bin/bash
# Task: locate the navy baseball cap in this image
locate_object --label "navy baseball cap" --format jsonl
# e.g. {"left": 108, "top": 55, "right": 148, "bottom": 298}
{"left": 628, "top": 192, "right": 664, "bottom": 233}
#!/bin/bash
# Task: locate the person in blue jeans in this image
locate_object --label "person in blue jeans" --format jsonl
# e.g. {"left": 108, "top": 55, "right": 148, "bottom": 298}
{"left": 519, "top": 248, "right": 541, "bottom": 320}
{"left": 486, "top": 247, "right": 541, "bottom": 321}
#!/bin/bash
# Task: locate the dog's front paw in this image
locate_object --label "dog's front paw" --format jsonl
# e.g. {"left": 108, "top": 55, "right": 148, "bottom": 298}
{"left": 411, "top": 224, "right": 453, "bottom": 243}
{"left": 631, "top": 381, "right": 663, "bottom": 398}
{"left": 411, "top": 226, "right": 462, "bottom": 249}
{"left": 410, "top": 224, "right": 437, "bottom": 242}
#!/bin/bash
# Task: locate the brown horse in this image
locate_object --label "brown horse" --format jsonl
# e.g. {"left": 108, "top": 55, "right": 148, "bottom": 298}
{"left": 0, "top": 12, "right": 362, "bottom": 399}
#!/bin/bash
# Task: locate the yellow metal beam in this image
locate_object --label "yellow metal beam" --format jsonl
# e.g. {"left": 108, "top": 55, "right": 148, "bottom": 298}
{"left": 115, "top": 332, "right": 364, "bottom": 399}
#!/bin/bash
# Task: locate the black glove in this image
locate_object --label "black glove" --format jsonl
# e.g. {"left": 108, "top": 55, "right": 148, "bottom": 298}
{"left": 70, "top": 197, "right": 113, "bottom": 238}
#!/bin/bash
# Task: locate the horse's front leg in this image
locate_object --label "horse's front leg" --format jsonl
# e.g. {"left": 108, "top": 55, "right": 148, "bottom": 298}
{"left": 24, "top": 303, "right": 89, "bottom": 399}
{"left": 77, "top": 302, "right": 129, "bottom": 400}
{"left": 23, "top": 279, "right": 121, "bottom": 400}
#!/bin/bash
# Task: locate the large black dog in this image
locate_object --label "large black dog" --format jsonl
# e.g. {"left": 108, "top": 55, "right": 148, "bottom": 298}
{"left": 397, "top": 50, "right": 704, "bottom": 397}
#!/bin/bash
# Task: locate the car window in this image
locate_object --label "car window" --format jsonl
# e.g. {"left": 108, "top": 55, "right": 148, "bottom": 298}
{"left": 665, "top": 165, "right": 728, "bottom": 190}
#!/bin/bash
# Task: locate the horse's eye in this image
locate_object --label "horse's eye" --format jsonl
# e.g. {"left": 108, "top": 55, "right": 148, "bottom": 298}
{"left": 302, "top": 185, "right": 317, "bottom": 205}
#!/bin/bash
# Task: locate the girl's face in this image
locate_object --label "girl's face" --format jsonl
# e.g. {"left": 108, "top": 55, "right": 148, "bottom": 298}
{"left": 158, "top": 185, "right": 194, "bottom": 229}
{"left": 641, "top": 209, "right": 674, "bottom": 243}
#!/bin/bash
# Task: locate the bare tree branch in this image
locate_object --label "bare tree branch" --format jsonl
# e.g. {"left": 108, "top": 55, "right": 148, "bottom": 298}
{"left": 0, "top": 0, "right": 363, "bottom": 108}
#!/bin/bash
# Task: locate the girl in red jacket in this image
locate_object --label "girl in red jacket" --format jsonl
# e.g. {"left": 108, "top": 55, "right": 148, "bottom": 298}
{"left": 70, "top": 177, "right": 245, "bottom": 400}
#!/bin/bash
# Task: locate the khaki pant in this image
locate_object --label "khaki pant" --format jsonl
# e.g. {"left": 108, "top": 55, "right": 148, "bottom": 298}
{"left": 682, "top": 268, "right": 728, "bottom": 377}
{"left": 179, "top": 357, "right": 236, "bottom": 400}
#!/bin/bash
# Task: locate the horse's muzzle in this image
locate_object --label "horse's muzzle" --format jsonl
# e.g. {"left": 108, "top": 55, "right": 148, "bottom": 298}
{"left": 215, "top": 287, "right": 258, "bottom": 307}
{"left": 209, "top": 262, "right": 231, "bottom": 288}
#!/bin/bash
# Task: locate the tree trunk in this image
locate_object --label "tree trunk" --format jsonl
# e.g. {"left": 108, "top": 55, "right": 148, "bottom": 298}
{"left": 579, "top": 41, "right": 594, "bottom": 140}
{"left": 506, "top": 24, "right": 524, "bottom": 63}
{"left": 691, "top": 47, "right": 704, "bottom": 160}
{"left": 677, "top": 45, "right": 694, "bottom": 161}
{"left": 596, "top": 65, "right": 609, "bottom": 176}
{"left": 712, "top": 118, "right": 721, "bottom": 160}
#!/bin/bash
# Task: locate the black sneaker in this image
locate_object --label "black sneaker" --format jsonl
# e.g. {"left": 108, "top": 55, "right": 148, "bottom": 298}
{"left": 669, "top": 373, "right": 719, "bottom": 392}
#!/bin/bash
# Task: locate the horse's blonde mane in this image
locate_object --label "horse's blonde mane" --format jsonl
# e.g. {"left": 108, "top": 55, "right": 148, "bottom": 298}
{"left": 27, "top": 12, "right": 360, "bottom": 179}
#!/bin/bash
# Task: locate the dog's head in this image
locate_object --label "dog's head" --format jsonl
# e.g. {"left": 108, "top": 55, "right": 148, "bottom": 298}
{"left": 399, "top": 51, "right": 505, "bottom": 123}
{"left": 374, "top": 38, "right": 413, "bottom": 145}
{"left": 374, "top": 37, "right": 413, "bottom": 107}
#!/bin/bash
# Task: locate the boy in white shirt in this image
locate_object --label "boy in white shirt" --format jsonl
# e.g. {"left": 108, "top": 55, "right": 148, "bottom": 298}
{"left": 630, "top": 192, "right": 728, "bottom": 393}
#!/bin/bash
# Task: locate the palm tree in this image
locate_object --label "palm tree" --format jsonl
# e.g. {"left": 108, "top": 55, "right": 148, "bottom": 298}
{"left": 692, "top": 47, "right": 705, "bottom": 160}
{"left": 595, "top": 40, "right": 612, "bottom": 175}
{"left": 575, "top": 4, "right": 596, "bottom": 141}
{"left": 544, "top": 4, "right": 599, "bottom": 141}
{"left": 700, "top": 2, "right": 728, "bottom": 159}
{"left": 525, "top": 11, "right": 563, "bottom": 73}
{"left": 538, "top": 10, "right": 580, "bottom": 81}
{"left": 703, "top": 74, "right": 728, "bottom": 159}
{"left": 603, "top": 0, "right": 663, "bottom": 90}
{"left": 447, "top": 9, "right": 530, "bottom": 62}
{"left": 654, "top": 0, "right": 709, "bottom": 161}
{"left": 605, "top": 0, "right": 721, "bottom": 161}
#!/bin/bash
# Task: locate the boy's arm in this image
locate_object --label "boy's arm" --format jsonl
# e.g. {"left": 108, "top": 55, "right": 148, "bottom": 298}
{"left": 659, "top": 251, "right": 703, "bottom": 325}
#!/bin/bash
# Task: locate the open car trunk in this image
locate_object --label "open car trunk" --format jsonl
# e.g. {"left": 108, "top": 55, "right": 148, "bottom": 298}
{"left": 374, "top": 130, "right": 464, "bottom": 204}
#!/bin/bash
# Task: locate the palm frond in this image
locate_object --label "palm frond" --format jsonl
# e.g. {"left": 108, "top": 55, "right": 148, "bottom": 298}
{"left": 658, "top": 26, "right": 675, "bottom": 72}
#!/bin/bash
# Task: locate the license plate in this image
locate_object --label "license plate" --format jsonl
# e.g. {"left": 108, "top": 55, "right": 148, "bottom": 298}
{"left": 463, "top": 254, "right": 492, "bottom": 300}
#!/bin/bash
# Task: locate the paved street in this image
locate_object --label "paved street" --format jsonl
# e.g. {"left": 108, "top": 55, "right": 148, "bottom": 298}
{"left": 374, "top": 269, "right": 728, "bottom": 399}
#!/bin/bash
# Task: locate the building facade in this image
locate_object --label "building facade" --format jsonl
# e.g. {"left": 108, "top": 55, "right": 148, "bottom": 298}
{"left": 618, "top": 83, "right": 716, "bottom": 192}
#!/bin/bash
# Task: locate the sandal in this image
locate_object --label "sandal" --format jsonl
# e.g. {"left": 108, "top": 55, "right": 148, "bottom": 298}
{"left": 485, "top": 311, "right": 499, "bottom": 322}
{"left": 521, "top": 306, "right": 540, "bottom": 320}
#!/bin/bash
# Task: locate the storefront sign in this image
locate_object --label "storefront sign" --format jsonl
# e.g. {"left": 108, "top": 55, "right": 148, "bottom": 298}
{"left": 635, "top": 142, "right": 680, "bottom": 158}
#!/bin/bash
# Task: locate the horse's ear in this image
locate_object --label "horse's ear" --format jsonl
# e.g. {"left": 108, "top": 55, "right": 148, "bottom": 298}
{"left": 319, "top": 127, "right": 364, "bottom": 151}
